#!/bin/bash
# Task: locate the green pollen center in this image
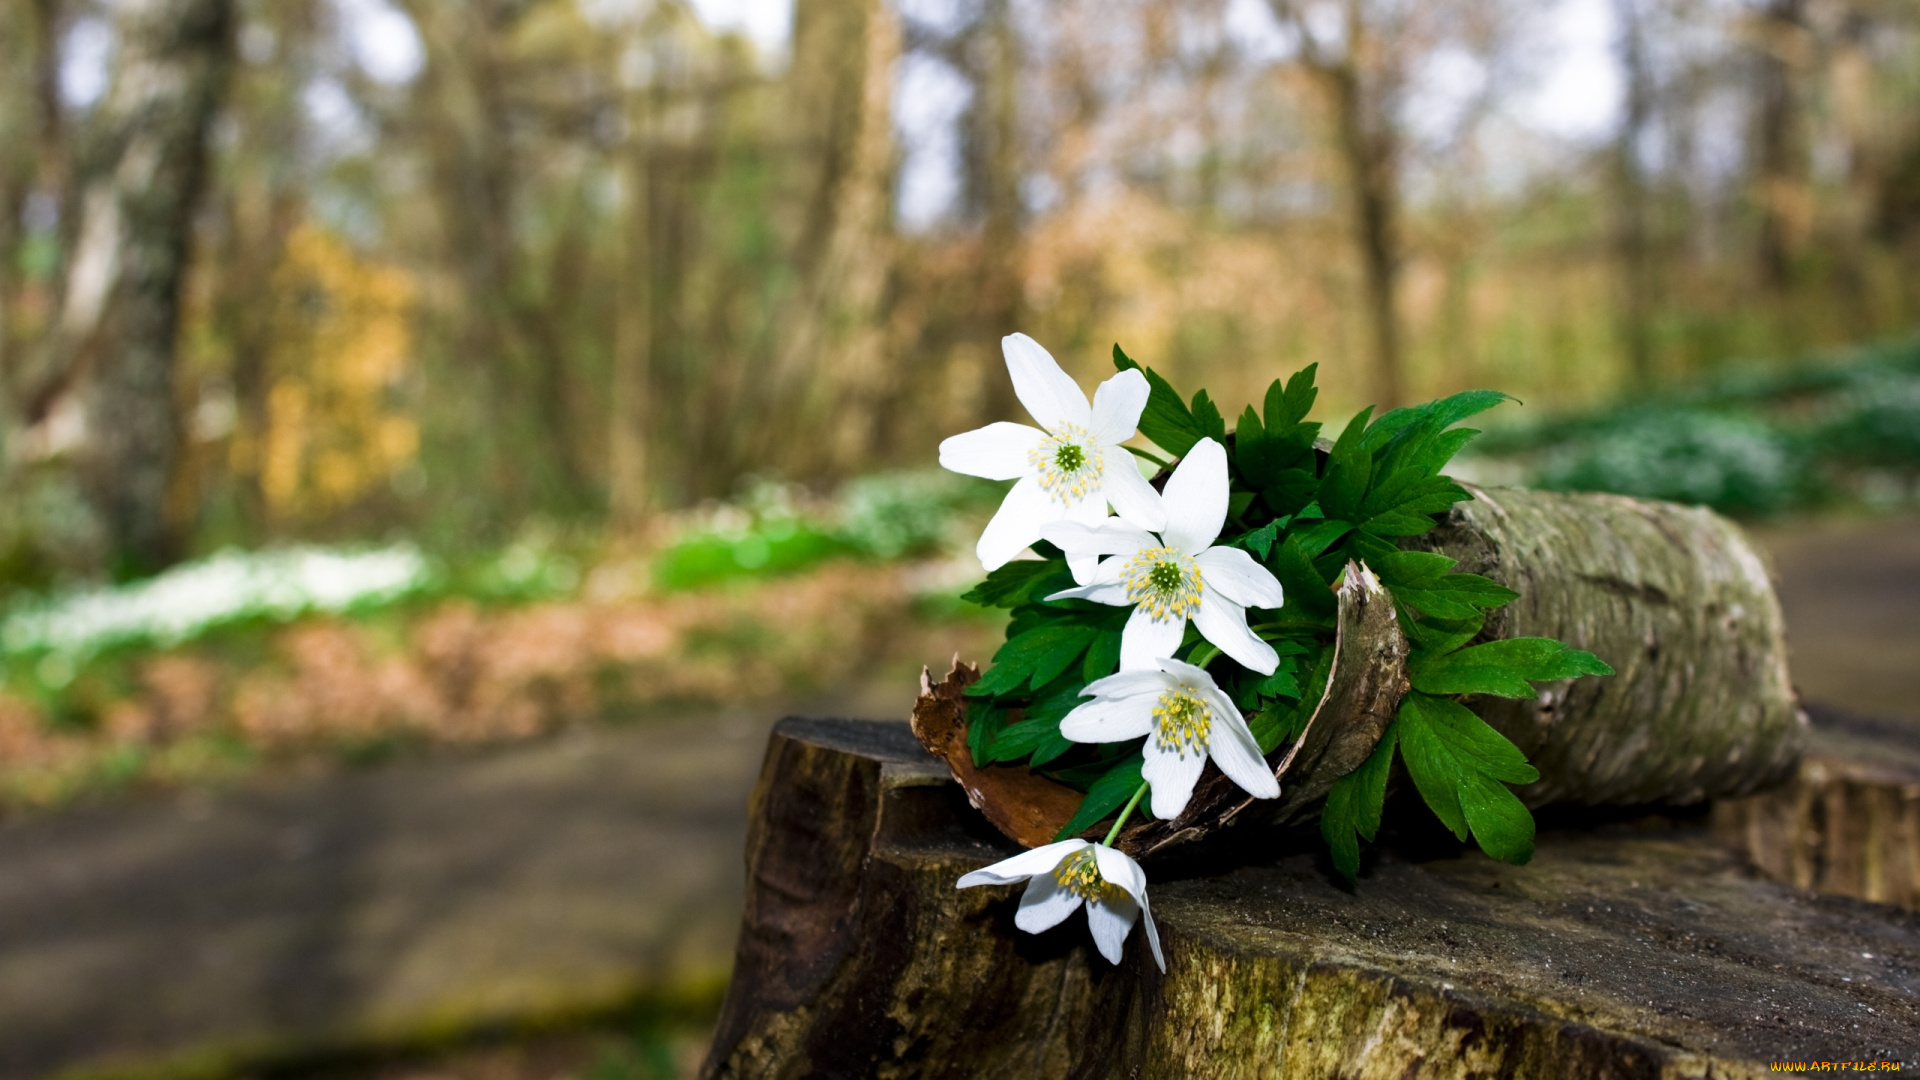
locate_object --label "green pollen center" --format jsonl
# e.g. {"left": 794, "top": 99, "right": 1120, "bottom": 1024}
{"left": 1053, "top": 443, "right": 1086, "bottom": 472}
{"left": 1053, "top": 849, "right": 1113, "bottom": 901}
{"left": 1148, "top": 560, "right": 1185, "bottom": 593}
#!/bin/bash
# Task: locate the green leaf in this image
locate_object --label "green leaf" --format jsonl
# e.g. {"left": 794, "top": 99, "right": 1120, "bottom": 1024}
{"left": 1254, "top": 666, "right": 1301, "bottom": 700}
{"left": 1113, "top": 344, "right": 1205, "bottom": 456}
{"left": 984, "top": 715, "right": 1056, "bottom": 764}
{"left": 1268, "top": 364, "right": 1320, "bottom": 430}
{"left": 961, "top": 558, "right": 1068, "bottom": 609}
{"left": 1399, "top": 692, "right": 1539, "bottom": 785}
{"left": 1321, "top": 726, "right": 1397, "bottom": 881}
{"left": 1028, "top": 725, "right": 1077, "bottom": 767}
{"left": 1394, "top": 692, "right": 1540, "bottom": 865}
{"left": 1240, "top": 519, "right": 1282, "bottom": 560}
{"left": 966, "top": 622, "right": 1101, "bottom": 697}
{"left": 1458, "top": 771, "right": 1535, "bottom": 864}
{"left": 967, "top": 704, "right": 1007, "bottom": 767}
{"left": 1318, "top": 408, "right": 1375, "bottom": 522}
{"left": 1269, "top": 535, "right": 1336, "bottom": 619}
{"left": 1292, "top": 518, "right": 1353, "bottom": 558}
{"left": 1190, "top": 389, "right": 1228, "bottom": 444}
{"left": 1393, "top": 574, "right": 1520, "bottom": 621}
{"left": 1397, "top": 703, "right": 1468, "bottom": 839}
{"left": 1262, "top": 469, "right": 1320, "bottom": 519}
{"left": 1250, "top": 644, "right": 1331, "bottom": 752}
{"left": 1411, "top": 637, "right": 1615, "bottom": 698}
{"left": 1082, "top": 628, "right": 1123, "bottom": 683}
{"left": 1053, "top": 755, "right": 1145, "bottom": 840}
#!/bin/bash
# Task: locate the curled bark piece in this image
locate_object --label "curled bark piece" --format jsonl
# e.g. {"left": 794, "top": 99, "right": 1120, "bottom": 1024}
{"left": 1421, "top": 486, "right": 1803, "bottom": 807}
{"left": 1116, "top": 560, "right": 1408, "bottom": 858}
{"left": 909, "top": 660, "right": 1083, "bottom": 848}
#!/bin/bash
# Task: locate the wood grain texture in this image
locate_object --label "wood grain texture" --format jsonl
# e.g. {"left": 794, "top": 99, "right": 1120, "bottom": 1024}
{"left": 703, "top": 719, "right": 1919, "bottom": 1080}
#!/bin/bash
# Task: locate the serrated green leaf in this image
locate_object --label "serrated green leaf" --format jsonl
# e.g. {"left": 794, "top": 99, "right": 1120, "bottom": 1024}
{"left": 1393, "top": 574, "right": 1520, "bottom": 621}
{"left": 967, "top": 704, "right": 1007, "bottom": 767}
{"left": 1026, "top": 623, "right": 1100, "bottom": 689}
{"left": 1255, "top": 666, "right": 1302, "bottom": 700}
{"left": 1318, "top": 408, "right": 1374, "bottom": 522}
{"left": 1250, "top": 644, "right": 1331, "bottom": 752}
{"left": 1293, "top": 518, "right": 1353, "bottom": 558}
{"left": 1411, "top": 637, "right": 1615, "bottom": 698}
{"left": 1054, "top": 755, "right": 1145, "bottom": 840}
{"left": 966, "top": 622, "right": 1100, "bottom": 697}
{"left": 1399, "top": 691, "right": 1539, "bottom": 785}
{"left": 1269, "top": 535, "right": 1336, "bottom": 619}
{"left": 1458, "top": 771, "right": 1535, "bottom": 863}
{"left": 1262, "top": 469, "right": 1320, "bottom": 518}
{"left": 1403, "top": 614, "right": 1484, "bottom": 661}
{"left": 1191, "top": 389, "right": 1228, "bottom": 444}
{"left": 1396, "top": 704, "right": 1469, "bottom": 839}
{"left": 1029, "top": 725, "right": 1077, "bottom": 767}
{"left": 1321, "top": 726, "right": 1397, "bottom": 881}
{"left": 1269, "top": 364, "right": 1320, "bottom": 429}
{"left": 1369, "top": 549, "right": 1457, "bottom": 589}
{"left": 984, "top": 715, "right": 1055, "bottom": 763}
{"left": 960, "top": 558, "right": 1065, "bottom": 609}
{"left": 1113, "top": 345, "right": 1205, "bottom": 456}
{"left": 1394, "top": 692, "right": 1540, "bottom": 865}
{"left": 1240, "top": 520, "right": 1282, "bottom": 560}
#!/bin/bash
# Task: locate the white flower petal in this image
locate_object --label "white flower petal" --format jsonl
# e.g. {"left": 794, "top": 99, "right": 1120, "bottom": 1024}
{"left": 1120, "top": 606, "right": 1187, "bottom": 671}
{"left": 1147, "top": 657, "right": 1212, "bottom": 686}
{"left": 938, "top": 422, "right": 1045, "bottom": 481}
{"left": 1092, "top": 845, "right": 1163, "bottom": 971}
{"left": 1192, "top": 588, "right": 1278, "bottom": 675}
{"left": 1195, "top": 546, "right": 1285, "bottom": 610}
{"left": 957, "top": 839, "right": 1089, "bottom": 887}
{"left": 1045, "top": 579, "right": 1131, "bottom": 606}
{"left": 1082, "top": 668, "right": 1174, "bottom": 699}
{"left": 1160, "top": 438, "right": 1229, "bottom": 555}
{"left": 1015, "top": 872, "right": 1086, "bottom": 933}
{"left": 1084, "top": 891, "right": 1140, "bottom": 965}
{"left": 1060, "top": 693, "right": 1156, "bottom": 744}
{"left": 1142, "top": 741, "right": 1209, "bottom": 819}
{"left": 976, "top": 477, "right": 1057, "bottom": 571}
{"left": 1066, "top": 552, "right": 1099, "bottom": 586}
{"left": 1089, "top": 368, "right": 1150, "bottom": 446}
{"left": 1003, "top": 333, "right": 1091, "bottom": 431}
{"left": 1100, "top": 455, "right": 1167, "bottom": 533}
{"left": 1040, "top": 519, "right": 1157, "bottom": 558}
{"left": 1209, "top": 706, "right": 1279, "bottom": 800}
{"left": 1092, "top": 844, "right": 1150, "bottom": 905}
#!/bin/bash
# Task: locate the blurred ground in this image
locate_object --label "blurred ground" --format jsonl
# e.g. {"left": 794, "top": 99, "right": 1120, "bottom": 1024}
{"left": 1758, "top": 512, "right": 1920, "bottom": 726}
{"left": 0, "top": 513, "right": 1913, "bottom": 1080}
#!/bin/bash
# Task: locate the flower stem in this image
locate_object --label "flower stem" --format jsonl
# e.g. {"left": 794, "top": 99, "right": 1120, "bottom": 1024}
{"left": 1124, "top": 445, "right": 1173, "bottom": 469}
{"left": 1185, "top": 643, "right": 1221, "bottom": 669}
{"left": 1102, "top": 781, "right": 1151, "bottom": 847}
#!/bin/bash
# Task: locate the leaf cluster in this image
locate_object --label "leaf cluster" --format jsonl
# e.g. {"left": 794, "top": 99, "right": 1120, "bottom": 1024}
{"left": 961, "top": 346, "right": 1614, "bottom": 875}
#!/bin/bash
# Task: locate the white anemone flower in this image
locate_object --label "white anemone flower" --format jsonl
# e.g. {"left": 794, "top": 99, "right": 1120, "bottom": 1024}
{"left": 1063, "top": 657, "right": 1280, "bottom": 820}
{"left": 938, "top": 333, "right": 1166, "bottom": 576}
{"left": 957, "top": 839, "right": 1164, "bottom": 970}
{"left": 1040, "top": 437, "right": 1285, "bottom": 674}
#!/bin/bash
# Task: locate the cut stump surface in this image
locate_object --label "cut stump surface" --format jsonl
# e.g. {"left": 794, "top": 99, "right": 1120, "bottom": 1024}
{"left": 704, "top": 718, "right": 1920, "bottom": 1080}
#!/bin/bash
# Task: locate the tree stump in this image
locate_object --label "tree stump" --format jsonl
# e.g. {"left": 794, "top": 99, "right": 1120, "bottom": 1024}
{"left": 702, "top": 718, "right": 1920, "bottom": 1079}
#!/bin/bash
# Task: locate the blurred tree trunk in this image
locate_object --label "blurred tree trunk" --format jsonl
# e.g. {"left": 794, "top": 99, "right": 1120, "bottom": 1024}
{"left": 405, "top": 0, "right": 593, "bottom": 516}
{"left": 970, "top": 0, "right": 1024, "bottom": 426}
{"left": 1612, "top": 0, "right": 1656, "bottom": 390}
{"left": 753, "top": 0, "right": 901, "bottom": 476}
{"left": 1752, "top": 0, "right": 1807, "bottom": 295}
{"left": 609, "top": 74, "right": 656, "bottom": 530}
{"left": 1271, "top": 0, "right": 1405, "bottom": 410}
{"left": 23, "top": 0, "right": 235, "bottom": 573}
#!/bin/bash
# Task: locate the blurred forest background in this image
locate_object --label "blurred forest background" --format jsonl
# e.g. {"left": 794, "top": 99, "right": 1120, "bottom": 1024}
{"left": 4, "top": 0, "right": 1918, "bottom": 578}
{"left": 0, "top": 0, "right": 1918, "bottom": 807}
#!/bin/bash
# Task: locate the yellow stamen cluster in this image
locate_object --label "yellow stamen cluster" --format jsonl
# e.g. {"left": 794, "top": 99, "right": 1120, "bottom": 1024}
{"left": 1153, "top": 685, "right": 1213, "bottom": 758}
{"left": 1028, "top": 423, "right": 1104, "bottom": 506}
{"left": 1054, "top": 848, "right": 1117, "bottom": 901}
{"left": 1122, "top": 546, "right": 1204, "bottom": 623}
